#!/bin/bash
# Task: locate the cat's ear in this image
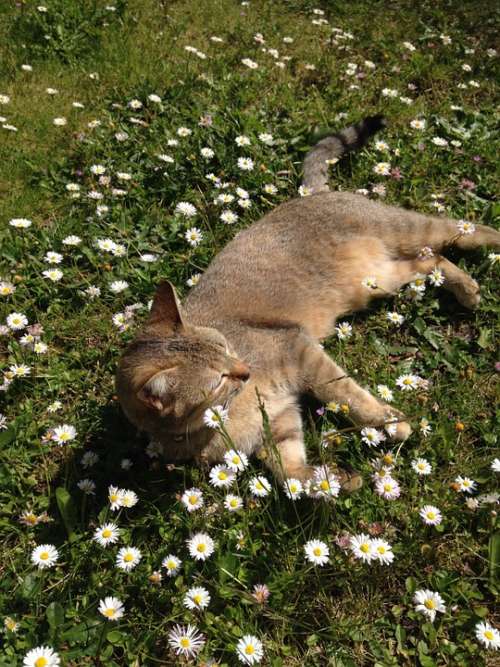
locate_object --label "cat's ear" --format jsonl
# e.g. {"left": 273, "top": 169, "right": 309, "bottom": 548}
{"left": 137, "top": 369, "right": 177, "bottom": 415}
{"left": 147, "top": 281, "right": 185, "bottom": 332}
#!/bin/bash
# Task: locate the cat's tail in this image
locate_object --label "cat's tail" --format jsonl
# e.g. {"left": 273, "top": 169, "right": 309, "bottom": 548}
{"left": 301, "top": 115, "right": 386, "bottom": 193}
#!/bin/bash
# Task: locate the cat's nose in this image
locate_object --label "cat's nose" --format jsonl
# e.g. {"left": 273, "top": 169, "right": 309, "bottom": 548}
{"left": 230, "top": 360, "right": 250, "bottom": 382}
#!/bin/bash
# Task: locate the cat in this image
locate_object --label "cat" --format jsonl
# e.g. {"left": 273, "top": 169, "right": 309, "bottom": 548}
{"left": 116, "top": 115, "right": 500, "bottom": 489}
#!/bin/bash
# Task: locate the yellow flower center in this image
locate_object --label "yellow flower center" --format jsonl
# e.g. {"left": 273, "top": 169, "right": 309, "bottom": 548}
{"left": 193, "top": 594, "right": 202, "bottom": 605}
{"left": 403, "top": 378, "right": 412, "bottom": 385}
{"left": 245, "top": 645, "right": 255, "bottom": 655}
{"left": 484, "top": 630, "right": 494, "bottom": 640}
{"left": 188, "top": 495, "right": 198, "bottom": 505}
{"left": 103, "top": 608, "right": 116, "bottom": 618}
{"left": 197, "top": 543, "right": 206, "bottom": 552}
{"left": 427, "top": 512, "right": 436, "bottom": 520}
{"left": 25, "top": 513, "right": 37, "bottom": 525}
{"left": 218, "top": 471, "right": 227, "bottom": 480}
{"left": 383, "top": 483, "right": 392, "bottom": 492}
{"left": 180, "top": 637, "right": 190, "bottom": 648}
{"left": 320, "top": 480, "right": 329, "bottom": 491}
{"left": 289, "top": 484, "right": 297, "bottom": 493}
{"left": 313, "top": 547, "right": 322, "bottom": 557}
{"left": 59, "top": 432, "right": 70, "bottom": 441}
{"left": 256, "top": 482, "right": 263, "bottom": 490}
{"left": 377, "top": 546, "right": 386, "bottom": 554}
{"left": 110, "top": 493, "right": 118, "bottom": 502}
{"left": 360, "top": 543, "right": 370, "bottom": 553}
{"left": 383, "top": 455, "right": 393, "bottom": 465}
{"left": 35, "top": 658, "right": 48, "bottom": 667}
{"left": 167, "top": 560, "right": 176, "bottom": 570}
{"left": 40, "top": 551, "right": 49, "bottom": 560}
{"left": 232, "top": 456, "right": 240, "bottom": 465}
{"left": 424, "top": 599, "right": 436, "bottom": 610}
{"left": 415, "top": 278, "right": 424, "bottom": 286}
{"left": 124, "top": 553, "right": 133, "bottom": 562}
{"left": 102, "top": 529, "right": 112, "bottom": 538}
{"left": 230, "top": 499, "right": 238, "bottom": 508}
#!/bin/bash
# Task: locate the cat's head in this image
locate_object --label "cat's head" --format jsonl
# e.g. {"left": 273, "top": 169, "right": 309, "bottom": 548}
{"left": 115, "top": 282, "right": 250, "bottom": 446}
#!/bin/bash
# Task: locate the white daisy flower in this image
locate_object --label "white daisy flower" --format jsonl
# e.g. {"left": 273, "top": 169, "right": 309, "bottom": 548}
{"left": 361, "top": 427, "right": 386, "bottom": 447}
{"left": 204, "top": 405, "right": 229, "bottom": 429}
{"left": 335, "top": 321, "right": 353, "bottom": 339}
{"left": 181, "top": 487, "right": 204, "bottom": 512}
{"left": 428, "top": 268, "right": 445, "bottom": 286}
{"left": 9, "top": 218, "right": 32, "bottom": 228}
{"left": 454, "top": 475, "right": 476, "bottom": 493}
{"left": 116, "top": 546, "right": 142, "bottom": 571}
{"left": 308, "top": 466, "right": 341, "bottom": 499}
{"left": 93, "top": 523, "right": 120, "bottom": 547}
{"left": 304, "top": 539, "right": 330, "bottom": 566}
{"left": 162, "top": 554, "right": 181, "bottom": 576}
{"left": 432, "top": 136, "right": 448, "bottom": 147}
{"left": 377, "top": 385, "right": 394, "bottom": 402}
{"left": 23, "top": 646, "right": 60, "bottom": 667}
{"left": 200, "top": 147, "right": 214, "bottom": 158}
{"left": 187, "top": 532, "right": 215, "bottom": 561}
{"left": 249, "top": 475, "right": 271, "bottom": 497}
{"left": 99, "top": 596, "right": 125, "bottom": 620}
{"left": 44, "top": 251, "right": 63, "bottom": 264}
{"left": 375, "top": 476, "right": 401, "bottom": 500}
{"left": 184, "top": 586, "right": 210, "bottom": 610}
{"left": 361, "top": 276, "right": 378, "bottom": 289}
{"left": 491, "top": 458, "right": 500, "bottom": 473}
{"left": 220, "top": 210, "right": 238, "bottom": 224}
{"left": 396, "top": 374, "right": 420, "bottom": 391}
{"left": 52, "top": 424, "right": 77, "bottom": 444}
{"left": 120, "top": 489, "right": 138, "bottom": 508}
{"left": 209, "top": 464, "right": 236, "bottom": 488}
{"left": 177, "top": 126, "right": 192, "bottom": 137}
{"left": 31, "top": 544, "right": 59, "bottom": 569}
{"left": 410, "top": 119, "right": 426, "bottom": 130}
{"left": 283, "top": 478, "right": 303, "bottom": 500}
{"left": 419, "top": 505, "right": 442, "bottom": 525}
{"left": 457, "top": 220, "right": 475, "bottom": 235}
{"left": 167, "top": 624, "right": 205, "bottom": 658}
{"left": 475, "top": 621, "right": 500, "bottom": 650}
{"left": 62, "top": 235, "right": 81, "bottom": 245}
{"left": 224, "top": 494, "right": 243, "bottom": 511}
{"left": 108, "top": 485, "right": 124, "bottom": 510}
{"left": 43, "top": 269, "right": 63, "bottom": 282}
{"left": 224, "top": 449, "right": 248, "bottom": 472}
{"left": 9, "top": 363, "right": 31, "bottom": 377}
{"left": 371, "top": 538, "right": 394, "bottom": 564}
{"left": 0, "top": 281, "right": 15, "bottom": 296}
{"left": 237, "top": 157, "right": 254, "bottom": 171}
{"left": 241, "top": 58, "right": 259, "bottom": 69}
{"left": 411, "top": 458, "right": 432, "bottom": 475}
{"left": 235, "top": 135, "right": 251, "bottom": 147}
{"left": 77, "top": 478, "right": 95, "bottom": 495}
{"left": 236, "top": 635, "right": 264, "bottom": 664}
{"left": 350, "top": 534, "right": 375, "bottom": 562}
{"left": 413, "top": 589, "right": 446, "bottom": 622}
{"left": 6, "top": 312, "right": 28, "bottom": 330}
{"left": 175, "top": 202, "right": 197, "bottom": 217}
{"left": 373, "top": 162, "right": 391, "bottom": 176}
{"left": 110, "top": 280, "right": 129, "bottom": 293}
{"left": 298, "top": 185, "right": 312, "bottom": 197}
{"left": 185, "top": 227, "right": 203, "bottom": 247}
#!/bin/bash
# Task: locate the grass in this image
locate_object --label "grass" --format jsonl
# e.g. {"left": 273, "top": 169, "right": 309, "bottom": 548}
{"left": 0, "top": 0, "right": 499, "bottom": 665}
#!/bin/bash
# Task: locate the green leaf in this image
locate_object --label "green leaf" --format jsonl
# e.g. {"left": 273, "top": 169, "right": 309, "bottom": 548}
{"left": 19, "top": 573, "right": 41, "bottom": 599}
{"left": 405, "top": 576, "right": 416, "bottom": 594}
{"left": 0, "top": 428, "right": 15, "bottom": 448}
{"left": 56, "top": 487, "right": 78, "bottom": 541}
{"left": 106, "top": 630, "right": 125, "bottom": 645}
{"left": 489, "top": 531, "right": 500, "bottom": 583}
{"left": 477, "top": 327, "right": 492, "bottom": 350}
{"left": 46, "top": 601, "right": 64, "bottom": 628}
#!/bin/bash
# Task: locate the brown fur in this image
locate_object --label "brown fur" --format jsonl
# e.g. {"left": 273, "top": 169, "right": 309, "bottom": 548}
{"left": 116, "top": 118, "right": 500, "bottom": 485}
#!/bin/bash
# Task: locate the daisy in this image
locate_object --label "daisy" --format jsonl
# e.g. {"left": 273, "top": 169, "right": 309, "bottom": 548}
{"left": 93, "top": 523, "right": 120, "bottom": 547}
{"left": 371, "top": 538, "right": 394, "bottom": 564}
{"left": 0, "top": 281, "right": 15, "bottom": 296}
{"left": 374, "top": 140, "right": 389, "bottom": 151}
{"left": 335, "top": 321, "right": 353, "bottom": 339}
{"left": 428, "top": 268, "right": 445, "bottom": 286}
{"left": 200, "top": 147, "right": 214, "bottom": 159}
{"left": 108, "top": 485, "right": 123, "bottom": 510}
{"left": 140, "top": 253, "right": 157, "bottom": 262}
{"left": 419, "top": 505, "right": 442, "bottom": 525}
{"left": 9, "top": 363, "right": 31, "bottom": 377}
{"left": 110, "top": 280, "right": 129, "bottom": 293}
{"left": 6, "top": 312, "right": 28, "bottom": 330}
{"left": 432, "top": 137, "right": 448, "bottom": 147}
{"left": 99, "top": 597, "right": 125, "bottom": 621}
{"left": 241, "top": 58, "right": 259, "bottom": 69}
{"left": 220, "top": 210, "right": 238, "bottom": 224}
{"left": 454, "top": 475, "right": 476, "bottom": 493}
{"left": 181, "top": 487, "right": 204, "bottom": 512}
{"left": 309, "top": 466, "right": 341, "bottom": 499}
{"left": 168, "top": 624, "right": 205, "bottom": 658}
{"left": 350, "top": 534, "right": 375, "bottom": 562}
{"left": 53, "top": 117, "right": 67, "bottom": 126}
{"left": 236, "top": 635, "right": 264, "bottom": 664}
{"left": 120, "top": 489, "right": 138, "bottom": 508}
{"left": 361, "top": 276, "right": 378, "bottom": 289}
{"left": 77, "top": 478, "right": 95, "bottom": 494}
{"left": 419, "top": 418, "right": 432, "bottom": 437}
{"left": 52, "top": 424, "right": 77, "bottom": 444}
{"left": 209, "top": 464, "right": 236, "bottom": 488}
{"left": 204, "top": 405, "right": 229, "bottom": 429}
{"left": 175, "top": 202, "right": 197, "bottom": 217}
{"left": 377, "top": 385, "right": 394, "bottom": 402}
{"left": 263, "top": 184, "right": 277, "bottom": 195}
{"left": 235, "top": 135, "right": 251, "bottom": 147}
{"left": 187, "top": 532, "right": 215, "bottom": 561}
{"left": 457, "top": 220, "right": 475, "bottom": 235}
{"left": 249, "top": 475, "right": 271, "bottom": 497}
{"left": 177, "top": 127, "right": 192, "bottom": 137}
{"left": 237, "top": 157, "right": 254, "bottom": 171}
{"left": 31, "top": 544, "right": 59, "bottom": 569}
{"left": 23, "top": 646, "right": 60, "bottom": 667}
{"left": 396, "top": 374, "right": 420, "bottom": 391}
{"left": 184, "top": 586, "right": 211, "bottom": 610}
{"left": 9, "top": 218, "right": 32, "bottom": 228}
{"left": 44, "top": 251, "right": 63, "bottom": 264}
{"left": 185, "top": 227, "right": 203, "bottom": 247}
{"left": 298, "top": 185, "right": 312, "bottom": 197}
{"left": 224, "top": 449, "right": 248, "bottom": 471}
{"left": 411, "top": 458, "right": 432, "bottom": 475}
{"left": 90, "top": 164, "right": 106, "bottom": 175}
{"left": 413, "top": 589, "right": 446, "bottom": 622}
{"left": 373, "top": 162, "right": 391, "bottom": 176}
{"left": 475, "top": 621, "right": 500, "bottom": 650}
{"left": 62, "top": 234, "right": 81, "bottom": 245}
{"left": 116, "top": 546, "right": 142, "bottom": 571}
{"left": 283, "top": 478, "right": 303, "bottom": 500}
{"left": 488, "top": 252, "right": 500, "bottom": 265}
{"left": 410, "top": 119, "right": 426, "bottom": 130}
{"left": 43, "top": 269, "right": 63, "bottom": 282}
{"left": 375, "top": 476, "right": 401, "bottom": 500}
{"left": 304, "top": 539, "right": 330, "bottom": 566}
{"left": 224, "top": 494, "right": 243, "bottom": 511}
{"left": 4, "top": 617, "right": 19, "bottom": 633}
{"left": 491, "top": 458, "right": 500, "bottom": 473}
{"left": 361, "top": 427, "right": 386, "bottom": 447}
{"left": 162, "top": 554, "right": 181, "bottom": 576}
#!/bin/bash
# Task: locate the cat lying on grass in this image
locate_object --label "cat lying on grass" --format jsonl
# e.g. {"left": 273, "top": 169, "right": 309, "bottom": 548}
{"left": 116, "top": 116, "right": 500, "bottom": 490}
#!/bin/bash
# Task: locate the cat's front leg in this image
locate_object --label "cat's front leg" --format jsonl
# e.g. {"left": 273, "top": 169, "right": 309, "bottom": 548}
{"left": 296, "top": 337, "right": 412, "bottom": 440}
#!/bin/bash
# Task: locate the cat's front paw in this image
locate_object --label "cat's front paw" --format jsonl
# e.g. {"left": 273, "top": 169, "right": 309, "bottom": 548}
{"left": 384, "top": 408, "right": 412, "bottom": 441}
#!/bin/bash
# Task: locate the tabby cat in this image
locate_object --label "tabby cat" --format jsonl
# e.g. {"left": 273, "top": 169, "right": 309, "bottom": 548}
{"left": 116, "top": 116, "right": 500, "bottom": 488}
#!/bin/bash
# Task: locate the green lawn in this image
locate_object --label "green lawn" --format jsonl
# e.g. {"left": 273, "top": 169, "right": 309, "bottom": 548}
{"left": 0, "top": 1, "right": 499, "bottom": 665}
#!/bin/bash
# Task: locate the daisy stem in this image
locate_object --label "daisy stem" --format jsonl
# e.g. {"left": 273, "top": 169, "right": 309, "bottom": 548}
{"left": 96, "top": 621, "right": 107, "bottom": 662}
